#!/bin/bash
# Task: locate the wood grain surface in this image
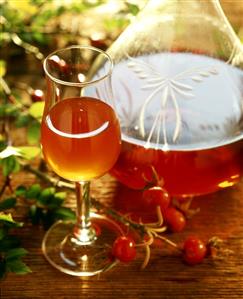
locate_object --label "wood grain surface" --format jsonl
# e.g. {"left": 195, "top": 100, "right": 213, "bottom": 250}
{"left": 1, "top": 173, "right": 243, "bottom": 299}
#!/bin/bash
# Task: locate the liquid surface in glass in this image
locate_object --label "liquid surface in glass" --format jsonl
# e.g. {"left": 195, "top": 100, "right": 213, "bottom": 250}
{"left": 41, "top": 97, "right": 121, "bottom": 181}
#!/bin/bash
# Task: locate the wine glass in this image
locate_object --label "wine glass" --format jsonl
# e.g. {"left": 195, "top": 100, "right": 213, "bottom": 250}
{"left": 41, "top": 45, "right": 122, "bottom": 276}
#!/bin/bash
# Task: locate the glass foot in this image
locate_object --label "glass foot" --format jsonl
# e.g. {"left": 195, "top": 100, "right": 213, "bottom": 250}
{"left": 42, "top": 213, "right": 122, "bottom": 276}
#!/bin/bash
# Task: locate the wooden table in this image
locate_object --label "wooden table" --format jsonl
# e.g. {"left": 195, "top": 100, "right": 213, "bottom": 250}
{"left": 1, "top": 172, "right": 243, "bottom": 299}
{"left": 1, "top": 2, "right": 243, "bottom": 297}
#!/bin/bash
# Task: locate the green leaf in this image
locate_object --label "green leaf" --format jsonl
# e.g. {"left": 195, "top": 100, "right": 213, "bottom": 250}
{"left": 38, "top": 187, "right": 55, "bottom": 205}
{"left": 0, "top": 139, "right": 7, "bottom": 152}
{"left": 32, "top": 31, "right": 46, "bottom": 44}
{"left": 17, "top": 146, "right": 41, "bottom": 160}
{"left": 6, "top": 248, "right": 28, "bottom": 261}
{"left": 27, "top": 122, "right": 40, "bottom": 145}
{"left": 0, "top": 60, "right": 6, "bottom": 77}
{"left": 0, "top": 197, "right": 17, "bottom": 211}
{"left": 41, "top": 210, "right": 55, "bottom": 230}
{"left": 44, "top": 191, "right": 66, "bottom": 208}
{"left": 1, "top": 156, "right": 20, "bottom": 176}
{"left": 0, "top": 145, "right": 40, "bottom": 160}
{"left": 0, "top": 146, "right": 20, "bottom": 159}
{"left": 29, "top": 205, "right": 42, "bottom": 225}
{"left": 15, "top": 185, "right": 27, "bottom": 197}
{"left": 0, "top": 213, "right": 23, "bottom": 228}
{"left": 30, "top": 0, "right": 46, "bottom": 6}
{"left": 15, "top": 114, "right": 32, "bottom": 128}
{"left": 54, "top": 207, "right": 75, "bottom": 221}
{"left": 0, "top": 235, "right": 21, "bottom": 251}
{"left": 0, "top": 213, "right": 15, "bottom": 223}
{"left": 127, "top": 3, "right": 140, "bottom": 15}
{"left": 0, "top": 103, "right": 19, "bottom": 118}
{"left": 28, "top": 101, "right": 44, "bottom": 119}
{"left": 0, "top": 228, "right": 7, "bottom": 240}
{"left": 25, "top": 184, "right": 41, "bottom": 199}
{"left": 45, "top": 196, "right": 64, "bottom": 209}
{"left": 54, "top": 192, "right": 66, "bottom": 200}
{"left": 6, "top": 259, "right": 31, "bottom": 275}
{"left": 0, "top": 32, "right": 11, "bottom": 45}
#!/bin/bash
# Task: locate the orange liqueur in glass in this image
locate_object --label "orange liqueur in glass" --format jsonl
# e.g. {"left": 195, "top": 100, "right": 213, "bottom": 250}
{"left": 41, "top": 97, "right": 121, "bottom": 181}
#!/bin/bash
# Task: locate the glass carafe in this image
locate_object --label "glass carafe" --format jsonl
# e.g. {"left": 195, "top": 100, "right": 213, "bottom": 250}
{"left": 108, "top": 0, "right": 243, "bottom": 197}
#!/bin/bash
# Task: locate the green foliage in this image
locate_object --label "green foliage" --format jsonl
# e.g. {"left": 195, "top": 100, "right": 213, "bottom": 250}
{"left": 15, "top": 184, "right": 75, "bottom": 229}
{"left": 28, "top": 102, "right": 44, "bottom": 120}
{"left": 0, "top": 156, "right": 21, "bottom": 176}
{"left": 0, "top": 145, "right": 41, "bottom": 160}
{"left": 0, "top": 197, "right": 17, "bottom": 210}
{"left": 15, "top": 114, "right": 32, "bottom": 128}
{"left": 0, "top": 145, "right": 41, "bottom": 176}
{"left": 0, "top": 0, "right": 141, "bottom": 50}
{"left": 0, "top": 212, "right": 31, "bottom": 280}
{"left": 1, "top": 0, "right": 55, "bottom": 46}
{"left": 126, "top": 2, "right": 140, "bottom": 15}
{"left": 0, "top": 60, "right": 7, "bottom": 77}
{"left": 0, "top": 103, "right": 20, "bottom": 118}
{"left": 0, "top": 183, "right": 75, "bottom": 279}
{"left": 27, "top": 122, "right": 41, "bottom": 145}
{"left": 5, "top": 254, "right": 31, "bottom": 275}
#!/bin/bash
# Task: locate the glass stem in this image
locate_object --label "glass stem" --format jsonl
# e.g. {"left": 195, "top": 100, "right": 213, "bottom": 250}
{"left": 73, "top": 181, "right": 96, "bottom": 244}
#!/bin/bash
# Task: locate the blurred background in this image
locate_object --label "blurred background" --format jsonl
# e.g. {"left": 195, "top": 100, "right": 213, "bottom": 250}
{"left": 0, "top": 0, "right": 243, "bottom": 146}
{"left": 1, "top": 0, "right": 242, "bottom": 89}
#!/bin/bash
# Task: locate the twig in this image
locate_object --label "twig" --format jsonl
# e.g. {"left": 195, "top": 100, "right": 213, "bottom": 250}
{"left": 0, "top": 176, "right": 13, "bottom": 198}
{"left": 141, "top": 244, "right": 151, "bottom": 269}
{"left": 11, "top": 33, "right": 44, "bottom": 60}
{"left": 21, "top": 163, "right": 75, "bottom": 190}
{"left": 155, "top": 234, "right": 180, "bottom": 251}
{"left": 91, "top": 197, "right": 147, "bottom": 235}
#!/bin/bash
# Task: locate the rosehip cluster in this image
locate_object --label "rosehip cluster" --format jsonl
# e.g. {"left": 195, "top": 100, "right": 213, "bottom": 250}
{"left": 142, "top": 186, "right": 186, "bottom": 232}
{"left": 112, "top": 184, "right": 207, "bottom": 266}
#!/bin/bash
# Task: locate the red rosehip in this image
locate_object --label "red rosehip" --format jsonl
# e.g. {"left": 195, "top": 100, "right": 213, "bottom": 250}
{"left": 31, "top": 89, "right": 44, "bottom": 102}
{"left": 48, "top": 55, "right": 70, "bottom": 74}
{"left": 164, "top": 207, "right": 186, "bottom": 232}
{"left": 183, "top": 236, "right": 207, "bottom": 265}
{"left": 112, "top": 236, "right": 136, "bottom": 263}
{"left": 90, "top": 38, "right": 107, "bottom": 50}
{"left": 142, "top": 186, "right": 170, "bottom": 213}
